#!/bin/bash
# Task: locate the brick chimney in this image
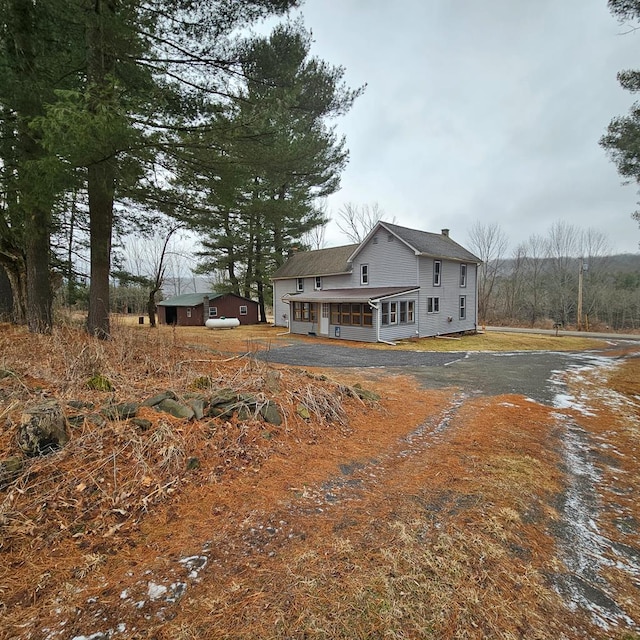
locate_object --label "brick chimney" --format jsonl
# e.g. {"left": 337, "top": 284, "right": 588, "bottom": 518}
{"left": 441, "top": 229, "right": 449, "bottom": 237}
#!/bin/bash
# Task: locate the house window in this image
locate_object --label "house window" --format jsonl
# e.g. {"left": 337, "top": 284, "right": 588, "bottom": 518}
{"left": 459, "top": 296, "right": 466, "bottom": 320}
{"left": 434, "top": 260, "right": 441, "bottom": 287}
{"left": 399, "top": 301, "right": 415, "bottom": 324}
{"left": 427, "top": 297, "right": 440, "bottom": 313}
{"left": 314, "top": 276, "right": 322, "bottom": 290}
{"left": 186, "top": 308, "right": 192, "bottom": 318}
{"left": 381, "top": 302, "right": 398, "bottom": 326}
{"left": 330, "top": 303, "right": 370, "bottom": 326}
{"left": 296, "top": 278, "right": 304, "bottom": 292}
{"left": 460, "top": 264, "right": 467, "bottom": 288}
{"left": 239, "top": 305, "right": 247, "bottom": 315}
{"left": 407, "top": 300, "right": 415, "bottom": 323}
{"left": 293, "top": 301, "right": 316, "bottom": 322}
{"left": 360, "top": 264, "right": 369, "bottom": 285}
{"left": 208, "top": 307, "right": 218, "bottom": 318}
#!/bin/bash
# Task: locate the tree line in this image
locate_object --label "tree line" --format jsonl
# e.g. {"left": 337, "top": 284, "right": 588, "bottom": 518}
{"left": 0, "top": 0, "right": 362, "bottom": 336}
{"left": 468, "top": 221, "right": 640, "bottom": 331}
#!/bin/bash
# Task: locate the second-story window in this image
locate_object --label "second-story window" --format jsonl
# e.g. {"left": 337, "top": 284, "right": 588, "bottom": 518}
{"left": 314, "top": 276, "right": 322, "bottom": 290}
{"left": 433, "top": 260, "right": 441, "bottom": 287}
{"left": 360, "top": 264, "right": 369, "bottom": 285}
{"left": 296, "top": 278, "right": 304, "bottom": 292}
{"left": 460, "top": 264, "right": 467, "bottom": 287}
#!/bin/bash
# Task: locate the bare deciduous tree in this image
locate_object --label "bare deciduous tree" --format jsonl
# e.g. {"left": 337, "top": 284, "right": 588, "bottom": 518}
{"left": 467, "top": 221, "right": 508, "bottom": 324}
{"left": 302, "top": 199, "right": 329, "bottom": 250}
{"left": 335, "top": 202, "right": 392, "bottom": 243}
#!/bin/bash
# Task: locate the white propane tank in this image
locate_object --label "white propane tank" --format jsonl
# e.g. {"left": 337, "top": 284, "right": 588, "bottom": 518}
{"left": 205, "top": 317, "right": 240, "bottom": 329}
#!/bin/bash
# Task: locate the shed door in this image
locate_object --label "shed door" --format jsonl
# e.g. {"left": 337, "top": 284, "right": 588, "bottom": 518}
{"left": 320, "top": 303, "right": 330, "bottom": 335}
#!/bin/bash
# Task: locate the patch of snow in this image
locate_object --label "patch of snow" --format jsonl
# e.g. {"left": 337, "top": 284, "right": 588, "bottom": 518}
{"left": 147, "top": 582, "right": 167, "bottom": 601}
{"left": 554, "top": 421, "right": 638, "bottom": 630}
{"left": 552, "top": 392, "right": 596, "bottom": 416}
{"left": 179, "top": 554, "right": 208, "bottom": 580}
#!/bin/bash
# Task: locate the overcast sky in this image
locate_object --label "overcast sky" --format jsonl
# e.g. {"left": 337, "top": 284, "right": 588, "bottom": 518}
{"left": 287, "top": 0, "right": 640, "bottom": 254}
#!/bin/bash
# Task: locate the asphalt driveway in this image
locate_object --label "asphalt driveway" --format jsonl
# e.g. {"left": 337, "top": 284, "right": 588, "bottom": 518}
{"left": 258, "top": 343, "right": 461, "bottom": 368}
{"left": 258, "top": 342, "right": 621, "bottom": 406}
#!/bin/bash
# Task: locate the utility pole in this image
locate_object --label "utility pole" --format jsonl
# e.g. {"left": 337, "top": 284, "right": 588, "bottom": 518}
{"left": 577, "top": 258, "right": 588, "bottom": 331}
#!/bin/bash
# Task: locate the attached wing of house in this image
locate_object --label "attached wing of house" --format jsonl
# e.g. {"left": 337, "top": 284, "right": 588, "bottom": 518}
{"left": 272, "top": 221, "right": 481, "bottom": 344}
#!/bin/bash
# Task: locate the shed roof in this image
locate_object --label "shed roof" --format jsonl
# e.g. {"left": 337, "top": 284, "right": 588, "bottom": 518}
{"left": 271, "top": 244, "right": 359, "bottom": 280}
{"left": 282, "top": 286, "right": 419, "bottom": 303}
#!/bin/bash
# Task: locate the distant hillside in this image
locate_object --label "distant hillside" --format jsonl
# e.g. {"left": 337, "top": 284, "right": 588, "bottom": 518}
{"left": 499, "top": 253, "right": 640, "bottom": 274}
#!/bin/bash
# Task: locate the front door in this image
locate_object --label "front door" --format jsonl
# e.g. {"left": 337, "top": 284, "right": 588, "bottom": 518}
{"left": 320, "top": 303, "right": 330, "bottom": 335}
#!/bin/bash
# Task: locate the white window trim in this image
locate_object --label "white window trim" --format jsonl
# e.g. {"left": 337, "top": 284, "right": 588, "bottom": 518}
{"left": 434, "top": 260, "right": 442, "bottom": 287}
{"left": 389, "top": 301, "right": 398, "bottom": 324}
{"left": 460, "top": 263, "right": 467, "bottom": 288}
{"left": 296, "top": 278, "right": 304, "bottom": 292}
{"left": 427, "top": 297, "right": 440, "bottom": 314}
{"left": 314, "top": 276, "right": 322, "bottom": 290}
{"left": 360, "top": 264, "right": 369, "bottom": 285}
{"left": 459, "top": 295, "right": 466, "bottom": 320}
{"left": 239, "top": 305, "right": 247, "bottom": 315}
{"left": 209, "top": 307, "right": 218, "bottom": 318}
{"left": 186, "top": 308, "right": 192, "bottom": 318}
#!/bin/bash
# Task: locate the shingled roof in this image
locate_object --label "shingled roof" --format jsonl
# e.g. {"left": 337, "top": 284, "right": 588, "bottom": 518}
{"left": 271, "top": 244, "right": 359, "bottom": 280}
{"left": 350, "top": 222, "right": 481, "bottom": 263}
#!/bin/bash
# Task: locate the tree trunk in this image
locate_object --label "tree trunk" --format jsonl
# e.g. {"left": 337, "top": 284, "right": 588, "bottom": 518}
{"left": 147, "top": 288, "right": 158, "bottom": 328}
{"left": 24, "top": 207, "right": 52, "bottom": 333}
{"left": 0, "top": 254, "right": 27, "bottom": 324}
{"left": 85, "top": 0, "right": 117, "bottom": 339}
{"left": 9, "top": 0, "right": 53, "bottom": 333}
{"left": 86, "top": 160, "right": 115, "bottom": 339}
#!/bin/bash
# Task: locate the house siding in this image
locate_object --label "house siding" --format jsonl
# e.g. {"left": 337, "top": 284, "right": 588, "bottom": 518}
{"left": 273, "top": 279, "right": 295, "bottom": 327}
{"left": 418, "top": 257, "right": 477, "bottom": 336}
{"left": 348, "top": 232, "right": 417, "bottom": 288}
{"left": 330, "top": 323, "right": 377, "bottom": 342}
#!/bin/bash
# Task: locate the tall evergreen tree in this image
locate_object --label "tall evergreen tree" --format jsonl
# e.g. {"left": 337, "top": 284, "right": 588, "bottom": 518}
{"left": 34, "top": 0, "right": 299, "bottom": 337}
{"left": 0, "top": 0, "right": 78, "bottom": 331}
{"left": 601, "top": 0, "right": 640, "bottom": 241}
{"left": 183, "top": 21, "right": 363, "bottom": 319}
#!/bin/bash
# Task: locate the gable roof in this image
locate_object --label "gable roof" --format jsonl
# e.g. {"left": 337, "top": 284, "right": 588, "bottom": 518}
{"left": 271, "top": 244, "right": 359, "bottom": 280}
{"left": 157, "top": 292, "right": 255, "bottom": 307}
{"left": 349, "top": 222, "right": 481, "bottom": 263}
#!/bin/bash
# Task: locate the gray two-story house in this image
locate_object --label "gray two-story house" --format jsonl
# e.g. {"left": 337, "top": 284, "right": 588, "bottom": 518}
{"left": 272, "top": 221, "right": 481, "bottom": 343}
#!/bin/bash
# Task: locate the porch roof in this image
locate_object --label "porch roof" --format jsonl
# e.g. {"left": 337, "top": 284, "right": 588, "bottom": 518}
{"left": 282, "top": 286, "right": 419, "bottom": 304}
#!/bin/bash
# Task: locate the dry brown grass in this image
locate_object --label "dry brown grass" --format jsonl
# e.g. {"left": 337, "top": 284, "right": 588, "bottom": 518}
{"left": 112, "top": 313, "right": 611, "bottom": 353}
{"left": 0, "top": 322, "right": 638, "bottom": 640}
